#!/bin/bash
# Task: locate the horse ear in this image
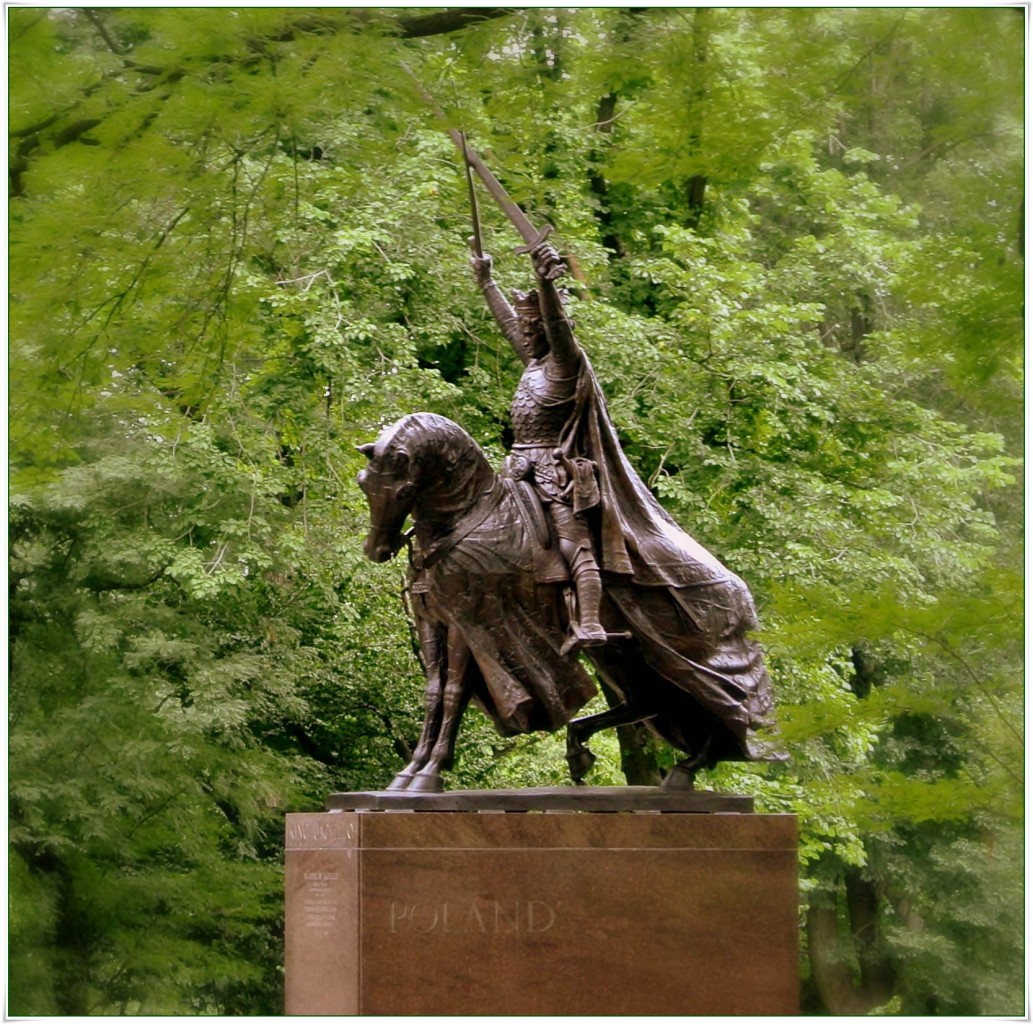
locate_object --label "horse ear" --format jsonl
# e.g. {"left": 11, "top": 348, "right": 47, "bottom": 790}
{"left": 356, "top": 442, "right": 376, "bottom": 460}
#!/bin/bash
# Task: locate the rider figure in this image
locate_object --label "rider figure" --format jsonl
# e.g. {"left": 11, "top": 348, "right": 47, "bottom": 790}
{"left": 471, "top": 240, "right": 608, "bottom": 653}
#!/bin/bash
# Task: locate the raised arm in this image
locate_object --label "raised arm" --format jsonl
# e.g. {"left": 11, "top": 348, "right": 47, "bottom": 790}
{"left": 470, "top": 248, "right": 533, "bottom": 364}
{"left": 531, "top": 243, "right": 580, "bottom": 373}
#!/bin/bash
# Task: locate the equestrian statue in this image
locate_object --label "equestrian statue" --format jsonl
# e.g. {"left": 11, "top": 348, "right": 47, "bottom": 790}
{"left": 356, "top": 130, "right": 783, "bottom": 793}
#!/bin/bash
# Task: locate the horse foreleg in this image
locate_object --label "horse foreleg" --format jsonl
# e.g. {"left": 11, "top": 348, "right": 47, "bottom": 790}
{"left": 410, "top": 628, "right": 472, "bottom": 792}
{"left": 566, "top": 703, "right": 656, "bottom": 784}
{"left": 387, "top": 618, "right": 446, "bottom": 791}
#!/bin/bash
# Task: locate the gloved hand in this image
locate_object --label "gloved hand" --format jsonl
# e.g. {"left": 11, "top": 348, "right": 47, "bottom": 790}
{"left": 469, "top": 237, "right": 493, "bottom": 284}
{"left": 531, "top": 241, "right": 566, "bottom": 282}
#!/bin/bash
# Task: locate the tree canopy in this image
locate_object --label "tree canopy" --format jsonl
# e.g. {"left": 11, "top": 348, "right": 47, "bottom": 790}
{"left": 8, "top": 7, "right": 1024, "bottom": 1015}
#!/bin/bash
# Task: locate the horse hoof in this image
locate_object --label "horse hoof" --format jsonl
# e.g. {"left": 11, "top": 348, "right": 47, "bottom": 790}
{"left": 662, "top": 765, "right": 696, "bottom": 790}
{"left": 408, "top": 773, "right": 444, "bottom": 793}
{"left": 566, "top": 746, "right": 596, "bottom": 782}
{"left": 386, "top": 773, "right": 414, "bottom": 791}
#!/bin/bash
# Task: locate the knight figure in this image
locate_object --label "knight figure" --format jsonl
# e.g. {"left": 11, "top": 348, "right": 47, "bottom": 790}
{"left": 472, "top": 241, "right": 608, "bottom": 653}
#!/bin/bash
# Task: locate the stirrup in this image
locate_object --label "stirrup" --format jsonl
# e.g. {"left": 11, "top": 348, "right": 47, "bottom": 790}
{"left": 560, "top": 624, "right": 629, "bottom": 657}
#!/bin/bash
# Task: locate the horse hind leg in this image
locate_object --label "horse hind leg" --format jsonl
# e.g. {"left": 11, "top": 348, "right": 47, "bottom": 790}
{"left": 661, "top": 736, "right": 715, "bottom": 790}
{"left": 565, "top": 703, "right": 655, "bottom": 784}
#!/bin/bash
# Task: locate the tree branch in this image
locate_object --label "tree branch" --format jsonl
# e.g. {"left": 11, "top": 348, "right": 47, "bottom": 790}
{"left": 11, "top": 7, "right": 518, "bottom": 198}
{"left": 83, "top": 8, "right": 125, "bottom": 56}
{"left": 907, "top": 627, "right": 1024, "bottom": 750}
{"left": 264, "top": 7, "right": 516, "bottom": 42}
{"left": 397, "top": 7, "right": 516, "bottom": 38}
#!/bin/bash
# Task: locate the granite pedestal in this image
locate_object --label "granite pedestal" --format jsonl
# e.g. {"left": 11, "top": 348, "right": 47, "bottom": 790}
{"left": 285, "top": 796, "right": 798, "bottom": 1015}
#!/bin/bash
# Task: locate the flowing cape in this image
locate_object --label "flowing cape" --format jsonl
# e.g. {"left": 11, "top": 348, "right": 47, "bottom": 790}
{"left": 559, "top": 355, "right": 782, "bottom": 763}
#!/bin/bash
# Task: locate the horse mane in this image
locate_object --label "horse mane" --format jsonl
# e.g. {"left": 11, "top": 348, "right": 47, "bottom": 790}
{"left": 380, "top": 413, "right": 496, "bottom": 520}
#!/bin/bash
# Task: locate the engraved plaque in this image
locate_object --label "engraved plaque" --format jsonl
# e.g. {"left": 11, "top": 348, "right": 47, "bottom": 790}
{"left": 284, "top": 813, "right": 359, "bottom": 1014}
{"left": 284, "top": 811, "right": 798, "bottom": 1015}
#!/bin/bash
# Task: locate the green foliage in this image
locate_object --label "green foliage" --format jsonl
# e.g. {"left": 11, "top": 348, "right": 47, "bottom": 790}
{"left": 9, "top": 6, "right": 1022, "bottom": 1015}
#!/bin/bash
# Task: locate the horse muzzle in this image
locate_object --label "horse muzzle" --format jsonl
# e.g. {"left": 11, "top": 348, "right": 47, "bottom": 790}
{"left": 364, "top": 534, "right": 399, "bottom": 563}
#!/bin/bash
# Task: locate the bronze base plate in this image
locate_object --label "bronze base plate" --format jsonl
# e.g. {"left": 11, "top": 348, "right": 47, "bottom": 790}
{"left": 325, "top": 785, "right": 753, "bottom": 813}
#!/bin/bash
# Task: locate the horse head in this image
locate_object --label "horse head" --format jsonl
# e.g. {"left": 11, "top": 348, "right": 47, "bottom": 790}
{"left": 357, "top": 413, "right": 495, "bottom": 563}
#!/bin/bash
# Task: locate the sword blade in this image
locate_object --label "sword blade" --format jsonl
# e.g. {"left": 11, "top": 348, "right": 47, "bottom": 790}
{"left": 452, "top": 136, "right": 541, "bottom": 247}
{"left": 460, "top": 131, "right": 484, "bottom": 258}
{"left": 401, "top": 64, "right": 548, "bottom": 248}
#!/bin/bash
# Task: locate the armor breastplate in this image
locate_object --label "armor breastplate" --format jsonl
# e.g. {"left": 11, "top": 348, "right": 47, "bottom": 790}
{"left": 511, "top": 360, "right": 576, "bottom": 446}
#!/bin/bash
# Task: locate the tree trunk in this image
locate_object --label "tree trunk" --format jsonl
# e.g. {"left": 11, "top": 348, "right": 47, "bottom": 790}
{"left": 587, "top": 9, "right": 650, "bottom": 259}
{"left": 846, "top": 869, "right": 897, "bottom": 1004}
{"left": 807, "top": 871, "right": 897, "bottom": 1014}
{"left": 530, "top": 9, "right": 564, "bottom": 83}
{"left": 807, "top": 900, "right": 873, "bottom": 1015}
{"left": 600, "top": 680, "right": 663, "bottom": 785}
{"left": 684, "top": 7, "right": 712, "bottom": 229}
{"left": 529, "top": 9, "right": 567, "bottom": 224}
{"left": 589, "top": 92, "right": 626, "bottom": 259}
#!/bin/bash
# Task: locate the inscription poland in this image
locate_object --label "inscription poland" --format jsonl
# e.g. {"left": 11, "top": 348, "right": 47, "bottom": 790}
{"left": 389, "top": 899, "right": 557, "bottom": 935}
{"left": 303, "top": 871, "right": 339, "bottom": 936}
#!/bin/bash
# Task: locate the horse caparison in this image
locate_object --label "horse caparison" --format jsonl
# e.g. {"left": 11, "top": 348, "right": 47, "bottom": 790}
{"left": 358, "top": 412, "right": 781, "bottom": 792}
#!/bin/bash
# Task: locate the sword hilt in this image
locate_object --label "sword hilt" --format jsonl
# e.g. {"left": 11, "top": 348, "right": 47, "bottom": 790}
{"left": 513, "top": 224, "right": 553, "bottom": 255}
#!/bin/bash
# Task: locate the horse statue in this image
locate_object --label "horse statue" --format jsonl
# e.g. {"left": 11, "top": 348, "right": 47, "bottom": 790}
{"left": 357, "top": 412, "right": 781, "bottom": 793}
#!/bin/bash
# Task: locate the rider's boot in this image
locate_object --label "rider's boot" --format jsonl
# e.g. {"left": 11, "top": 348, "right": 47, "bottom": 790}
{"left": 561, "top": 556, "right": 608, "bottom": 655}
{"left": 574, "top": 564, "right": 607, "bottom": 642}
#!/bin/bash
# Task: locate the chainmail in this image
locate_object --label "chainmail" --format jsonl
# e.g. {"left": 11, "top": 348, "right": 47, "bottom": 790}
{"left": 510, "top": 360, "right": 576, "bottom": 446}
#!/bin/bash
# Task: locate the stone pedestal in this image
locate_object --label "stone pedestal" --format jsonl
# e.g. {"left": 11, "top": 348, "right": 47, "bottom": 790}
{"left": 285, "top": 804, "right": 798, "bottom": 1015}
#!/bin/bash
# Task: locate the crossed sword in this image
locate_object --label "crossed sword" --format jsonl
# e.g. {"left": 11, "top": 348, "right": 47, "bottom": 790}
{"left": 405, "top": 68, "right": 558, "bottom": 269}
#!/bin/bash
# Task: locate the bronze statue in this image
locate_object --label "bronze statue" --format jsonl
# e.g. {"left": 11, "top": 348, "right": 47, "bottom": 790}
{"left": 357, "top": 257, "right": 783, "bottom": 793}
{"left": 356, "top": 132, "right": 782, "bottom": 793}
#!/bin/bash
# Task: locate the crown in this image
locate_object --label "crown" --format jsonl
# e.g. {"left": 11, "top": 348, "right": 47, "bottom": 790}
{"left": 510, "top": 289, "right": 542, "bottom": 317}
